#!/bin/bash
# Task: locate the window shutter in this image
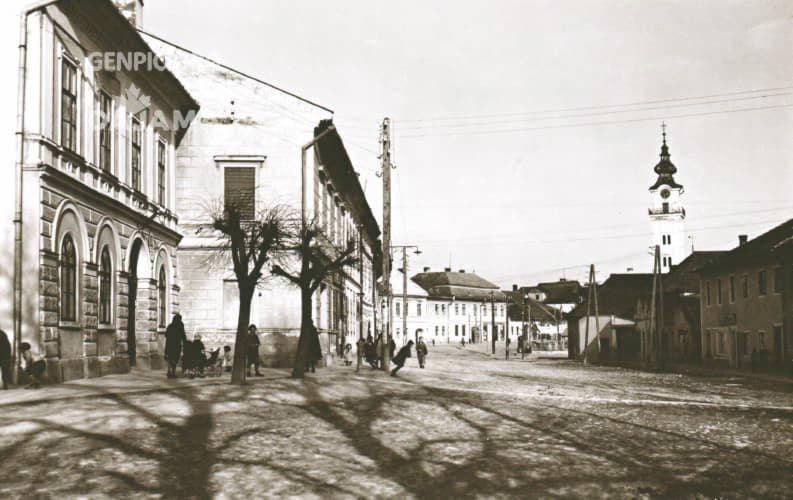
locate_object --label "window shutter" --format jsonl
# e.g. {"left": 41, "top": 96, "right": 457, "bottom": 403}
{"left": 224, "top": 167, "right": 256, "bottom": 219}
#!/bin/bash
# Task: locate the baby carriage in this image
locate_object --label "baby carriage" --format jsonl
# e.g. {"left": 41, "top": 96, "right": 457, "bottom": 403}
{"left": 182, "top": 340, "right": 220, "bottom": 378}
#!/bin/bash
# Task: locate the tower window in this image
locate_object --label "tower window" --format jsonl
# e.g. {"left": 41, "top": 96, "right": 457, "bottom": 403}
{"left": 662, "top": 202, "right": 669, "bottom": 213}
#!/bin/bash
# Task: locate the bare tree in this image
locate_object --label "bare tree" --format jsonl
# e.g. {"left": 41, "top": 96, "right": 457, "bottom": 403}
{"left": 272, "top": 221, "right": 358, "bottom": 379}
{"left": 209, "top": 200, "right": 290, "bottom": 385}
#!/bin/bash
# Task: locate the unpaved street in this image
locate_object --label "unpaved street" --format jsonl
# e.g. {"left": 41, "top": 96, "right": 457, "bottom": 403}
{"left": 0, "top": 345, "right": 791, "bottom": 499}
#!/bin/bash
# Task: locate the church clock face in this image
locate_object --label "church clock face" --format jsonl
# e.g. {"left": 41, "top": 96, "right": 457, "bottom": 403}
{"left": 660, "top": 188, "right": 670, "bottom": 199}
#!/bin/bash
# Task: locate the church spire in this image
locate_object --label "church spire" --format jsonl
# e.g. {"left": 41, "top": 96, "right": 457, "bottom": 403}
{"left": 650, "top": 122, "right": 681, "bottom": 189}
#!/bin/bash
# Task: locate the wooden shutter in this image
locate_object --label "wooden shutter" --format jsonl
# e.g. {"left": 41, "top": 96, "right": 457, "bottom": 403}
{"left": 224, "top": 167, "right": 256, "bottom": 219}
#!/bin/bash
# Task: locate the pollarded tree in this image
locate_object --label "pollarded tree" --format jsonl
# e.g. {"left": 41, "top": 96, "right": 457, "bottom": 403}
{"left": 209, "top": 200, "right": 291, "bottom": 385}
{"left": 272, "top": 221, "right": 358, "bottom": 379}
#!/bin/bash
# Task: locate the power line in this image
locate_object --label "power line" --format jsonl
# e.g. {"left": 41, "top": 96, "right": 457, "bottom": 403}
{"left": 396, "top": 103, "right": 793, "bottom": 139}
{"left": 335, "top": 85, "right": 793, "bottom": 124}
{"left": 393, "top": 92, "right": 792, "bottom": 131}
{"left": 412, "top": 204, "right": 793, "bottom": 246}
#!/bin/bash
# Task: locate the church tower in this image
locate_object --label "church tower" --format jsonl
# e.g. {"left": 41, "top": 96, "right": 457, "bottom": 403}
{"left": 649, "top": 124, "right": 686, "bottom": 272}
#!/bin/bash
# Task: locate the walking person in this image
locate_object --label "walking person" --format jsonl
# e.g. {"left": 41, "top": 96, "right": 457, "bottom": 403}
{"left": 416, "top": 336, "right": 428, "bottom": 369}
{"left": 388, "top": 337, "right": 396, "bottom": 359}
{"left": 518, "top": 335, "right": 526, "bottom": 360}
{"left": 164, "top": 313, "right": 186, "bottom": 378}
{"left": 505, "top": 335, "right": 511, "bottom": 360}
{"left": 20, "top": 342, "right": 45, "bottom": 389}
{"left": 356, "top": 336, "right": 366, "bottom": 372}
{"left": 390, "top": 340, "right": 414, "bottom": 377}
{"left": 0, "top": 329, "right": 11, "bottom": 389}
{"left": 247, "top": 324, "right": 263, "bottom": 376}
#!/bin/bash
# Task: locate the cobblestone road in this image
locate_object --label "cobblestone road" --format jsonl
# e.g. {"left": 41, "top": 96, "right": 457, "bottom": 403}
{"left": 0, "top": 345, "right": 791, "bottom": 499}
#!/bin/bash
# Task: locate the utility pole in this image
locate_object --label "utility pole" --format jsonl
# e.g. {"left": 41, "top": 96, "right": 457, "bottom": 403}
{"left": 358, "top": 225, "right": 364, "bottom": 342}
{"left": 490, "top": 291, "right": 496, "bottom": 355}
{"left": 390, "top": 245, "right": 421, "bottom": 344}
{"left": 377, "top": 117, "right": 393, "bottom": 371}
{"left": 583, "top": 264, "right": 599, "bottom": 365}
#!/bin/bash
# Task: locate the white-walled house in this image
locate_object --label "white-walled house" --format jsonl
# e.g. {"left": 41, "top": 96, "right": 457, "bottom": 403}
{"left": 142, "top": 33, "right": 380, "bottom": 366}
{"left": 0, "top": 0, "right": 197, "bottom": 381}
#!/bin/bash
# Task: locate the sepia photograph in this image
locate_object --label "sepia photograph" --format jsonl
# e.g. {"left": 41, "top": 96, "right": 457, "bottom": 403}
{"left": 0, "top": 0, "right": 791, "bottom": 498}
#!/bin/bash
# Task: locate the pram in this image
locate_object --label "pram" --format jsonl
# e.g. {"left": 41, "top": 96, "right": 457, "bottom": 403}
{"left": 182, "top": 340, "right": 220, "bottom": 378}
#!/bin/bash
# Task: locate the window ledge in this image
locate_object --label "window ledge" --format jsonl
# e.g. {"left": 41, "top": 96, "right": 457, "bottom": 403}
{"left": 97, "top": 326, "right": 116, "bottom": 333}
{"left": 59, "top": 322, "right": 81, "bottom": 330}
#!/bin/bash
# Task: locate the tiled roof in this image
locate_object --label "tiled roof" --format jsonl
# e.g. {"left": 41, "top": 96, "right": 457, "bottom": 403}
{"left": 568, "top": 274, "right": 653, "bottom": 319}
{"left": 664, "top": 251, "right": 727, "bottom": 293}
{"left": 412, "top": 271, "right": 505, "bottom": 301}
{"left": 536, "top": 280, "right": 583, "bottom": 304}
{"left": 697, "top": 218, "right": 793, "bottom": 272}
{"left": 503, "top": 291, "right": 559, "bottom": 322}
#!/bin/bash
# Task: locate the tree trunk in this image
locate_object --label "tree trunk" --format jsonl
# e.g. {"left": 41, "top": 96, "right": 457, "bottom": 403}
{"left": 230, "top": 284, "right": 254, "bottom": 385}
{"left": 291, "top": 287, "right": 313, "bottom": 378}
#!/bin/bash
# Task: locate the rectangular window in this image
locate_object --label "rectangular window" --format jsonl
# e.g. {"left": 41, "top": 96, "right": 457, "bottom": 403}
{"left": 705, "top": 281, "right": 711, "bottom": 306}
{"left": 157, "top": 140, "right": 166, "bottom": 206}
{"left": 441, "top": 326, "right": 445, "bottom": 335}
{"left": 729, "top": 276, "right": 735, "bottom": 303}
{"left": 773, "top": 267, "right": 783, "bottom": 294}
{"left": 758, "top": 270, "right": 767, "bottom": 296}
{"left": 435, "top": 304, "right": 439, "bottom": 314}
{"left": 417, "top": 303, "right": 422, "bottom": 317}
{"left": 455, "top": 304, "right": 459, "bottom": 315}
{"left": 462, "top": 304, "right": 466, "bottom": 315}
{"left": 742, "top": 275, "right": 749, "bottom": 298}
{"left": 98, "top": 92, "right": 112, "bottom": 171}
{"left": 435, "top": 326, "right": 438, "bottom": 336}
{"left": 224, "top": 166, "right": 256, "bottom": 219}
{"left": 61, "top": 59, "right": 77, "bottom": 152}
{"left": 395, "top": 302, "right": 400, "bottom": 317}
{"left": 455, "top": 325, "right": 459, "bottom": 336}
{"left": 130, "top": 116, "right": 142, "bottom": 191}
{"left": 717, "top": 279, "right": 722, "bottom": 305}
{"left": 662, "top": 202, "right": 669, "bottom": 213}
{"left": 441, "top": 304, "right": 446, "bottom": 314}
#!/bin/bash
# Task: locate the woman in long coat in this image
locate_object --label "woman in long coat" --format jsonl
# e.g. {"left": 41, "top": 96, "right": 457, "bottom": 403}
{"left": 164, "top": 314, "right": 186, "bottom": 378}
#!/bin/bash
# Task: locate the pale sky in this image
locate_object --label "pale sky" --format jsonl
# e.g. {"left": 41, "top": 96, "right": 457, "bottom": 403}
{"left": 144, "top": 0, "right": 793, "bottom": 287}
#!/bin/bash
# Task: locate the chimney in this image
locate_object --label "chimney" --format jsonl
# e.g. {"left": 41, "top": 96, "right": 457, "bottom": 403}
{"left": 739, "top": 234, "right": 748, "bottom": 246}
{"left": 459, "top": 269, "right": 465, "bottom": 273}
{"left": 512, "top": 284, "right": 518, "bottom": 292}
{"left": 113, "top": 0, "right": 144, "bottom": 27}
{"left": 423, "top": 266, "right": 430, "bottom": 273}
{"left": 444, "top": 267, "right": 451, "bottom": 272}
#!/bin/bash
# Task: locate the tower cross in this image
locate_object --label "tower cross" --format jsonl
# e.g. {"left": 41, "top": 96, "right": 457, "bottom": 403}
{"left": 661, "top": 121, "right": 667, "bottom": 143}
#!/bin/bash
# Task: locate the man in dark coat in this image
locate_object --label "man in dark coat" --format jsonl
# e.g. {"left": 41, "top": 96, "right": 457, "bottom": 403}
{"left": 306, "top": 325, "right": 322, "bottom": 373}
{"left": 164, "top": 314, "right": 186, "bottom": 378}
{"left": 390, "top": 340, "right": 414, "bottom": 377}
{"left": 415, "top": 337, "right": 428, "bottom": 369}
{"left": 248, "top": 324, "right": 263, "bottom": 376}
{"left": 388, "top": 337, "right": 396, "bottom": 359}
{"left": 0, "top": 329, "right": 11, "bottom": 389}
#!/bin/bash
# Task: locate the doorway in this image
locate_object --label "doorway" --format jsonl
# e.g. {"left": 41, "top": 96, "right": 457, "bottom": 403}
{"left": 127, "top": 239, "right": 141, "bottom": 366}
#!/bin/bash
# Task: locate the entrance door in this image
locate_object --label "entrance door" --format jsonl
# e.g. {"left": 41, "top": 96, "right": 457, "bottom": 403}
{"left": 127, "top": 240, "right": 141, "bottom": 366}
{"left": 773, "top": 325, "right": 783, "bottom": 365}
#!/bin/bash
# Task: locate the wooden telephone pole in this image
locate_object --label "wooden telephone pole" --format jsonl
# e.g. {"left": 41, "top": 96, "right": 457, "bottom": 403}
{"left": 648, "top": 245, "right": 664, "bottom": 369}
{"left": 583, "top": 264, "right": 600, "bottom": 365}
{"left": 378, "top": 118, "right": 393, "bottom": 371}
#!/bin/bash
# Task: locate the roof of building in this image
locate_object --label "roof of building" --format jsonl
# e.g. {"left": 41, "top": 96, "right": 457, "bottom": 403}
{"left": 51, "top": 0, "right": 199, "bottom": 145}
{"left": 536, "top": 280, "right": 583, "bottom": 304}
{"left": 412, "top": 270, "right": 506, "bottom": 301}
{"left": 697, "top": 218, "right": 793, "bottom": 273}
{"left": 664, "top": 251, "right": 727, "bottom": 292}
{"left": 649, "top": 132, "right": 683, "bottom": 190}
{"left": 314, "top": 120, "right": 381, "bottom": 242}
{"left": 503, "top": 291, "right": 560, "bottom": 322}
{"left": 389, "top": 270, "right": 429, "bottom": 298}
{"left": 138, "top": 29, "right": 332, "bottom": 114}
{"left": 568, "top": 274, "right": 654, "bottom": 319}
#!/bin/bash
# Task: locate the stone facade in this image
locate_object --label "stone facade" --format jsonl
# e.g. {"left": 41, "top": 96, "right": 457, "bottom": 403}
{"left": 0, "top": 0, "right": 196, "bottom": 382}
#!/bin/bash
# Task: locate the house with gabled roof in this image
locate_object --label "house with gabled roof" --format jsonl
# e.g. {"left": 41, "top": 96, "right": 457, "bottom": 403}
{"left": 697, "top": 221, "right": 793, "bottom": 371}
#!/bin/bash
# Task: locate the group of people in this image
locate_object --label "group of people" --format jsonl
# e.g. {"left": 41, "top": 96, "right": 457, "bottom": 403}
{"left": 352, "top": 333, "right": 429, "bottom": 376}
{"left": 0, "top": 329, "right": 47, "bottom": 389}
{"left": 164, "top": 314, "right": 264, "bottom": 378}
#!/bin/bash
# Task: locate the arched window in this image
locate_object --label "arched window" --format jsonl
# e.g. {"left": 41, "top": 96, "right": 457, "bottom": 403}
{"left": 158, "top": 266, "right": 167, "bottom": 328}
{"left": 60, "top": 235, "right": 77, "bottom": 321}
{"left": 99, "top": 247, "right": 112, "bottom": 324}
